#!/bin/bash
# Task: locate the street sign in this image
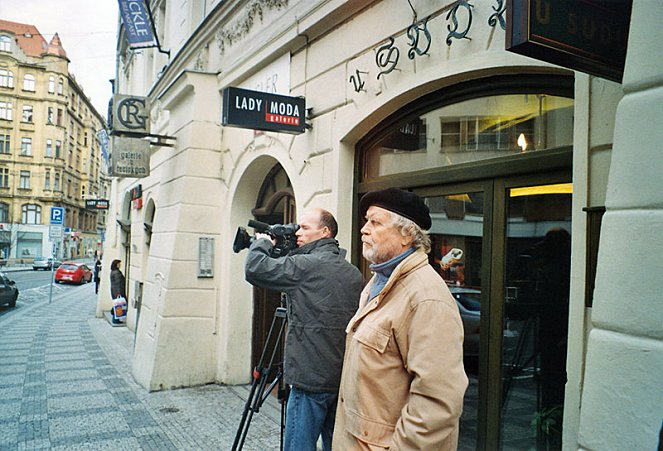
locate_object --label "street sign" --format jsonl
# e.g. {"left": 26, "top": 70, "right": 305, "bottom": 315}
{"left": 49, "top": 225, "right": 63, "bottom": 241}
{"left": 50, "top": 207, "right": 65, "bottom": 225}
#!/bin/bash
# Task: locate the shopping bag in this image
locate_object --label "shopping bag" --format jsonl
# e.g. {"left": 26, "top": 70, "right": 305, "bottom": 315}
{"left": 113, "top": 296, "right": 127, "bottom": 320}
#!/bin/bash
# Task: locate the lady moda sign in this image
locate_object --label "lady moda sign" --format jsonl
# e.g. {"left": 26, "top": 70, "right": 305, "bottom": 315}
{"left": 222, "top": 87, "right": 306, "bottom": 134}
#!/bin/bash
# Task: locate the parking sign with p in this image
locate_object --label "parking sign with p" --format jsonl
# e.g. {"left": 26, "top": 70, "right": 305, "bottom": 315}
{"left": 50, "top": 207, "right": 64, "bottom": 225}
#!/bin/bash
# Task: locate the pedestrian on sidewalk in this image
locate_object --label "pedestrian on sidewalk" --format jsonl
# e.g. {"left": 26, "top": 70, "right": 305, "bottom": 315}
{"left": 94, "top": 257, "right": 102, "bottom": 294}
{"left": 110, "top": 259, "right": 126, "bottom": 324}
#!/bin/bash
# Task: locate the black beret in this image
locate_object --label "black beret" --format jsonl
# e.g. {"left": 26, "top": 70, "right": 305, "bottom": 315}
{"left": 360, "top": 188, "right": 431, "bottom": 230}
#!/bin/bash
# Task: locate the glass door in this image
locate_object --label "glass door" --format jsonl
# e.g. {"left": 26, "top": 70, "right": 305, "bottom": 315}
{"left": 418, "top": 182, "right": 491, "bottom": 451}
{"left": 417, "top": 176, "right": 571, "bottom": 451}
{"left": 499, "top": 182, "right": 572, "bottom": 451}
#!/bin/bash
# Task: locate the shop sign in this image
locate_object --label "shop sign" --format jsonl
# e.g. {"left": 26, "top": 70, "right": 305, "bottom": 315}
{"left": 118, "top": 0, "right": 156, "bottom": 47}
{"left": 222, "top": 87, "right": 306, "bottom": 135}
{"left": 85, "top": 200, "right": 109, "bottom": 210}
{"left": 112, "top": 94, "right": 151, "bottom": 134}
{"left": 111, "top": 136, "right": 150, "bottom": 178}
{"left": 506, "top": 0, "right": 632, "bottom": 82}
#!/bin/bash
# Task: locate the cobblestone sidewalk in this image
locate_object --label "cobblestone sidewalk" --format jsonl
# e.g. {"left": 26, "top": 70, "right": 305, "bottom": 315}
{"left": 0, "top": 283, "right": 282, "bottom": 450}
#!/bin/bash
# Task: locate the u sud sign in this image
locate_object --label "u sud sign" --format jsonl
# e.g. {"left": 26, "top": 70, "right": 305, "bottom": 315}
{"left": 222, "top": 87, "right": 306, "bottom": 135}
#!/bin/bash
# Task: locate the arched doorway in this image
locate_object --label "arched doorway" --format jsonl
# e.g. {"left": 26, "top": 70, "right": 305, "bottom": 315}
{"left": 250, "top": 163, "right": 296, "bottom": 372}
{"left": 356, "top": 74, "right": 574, "bottom": 450}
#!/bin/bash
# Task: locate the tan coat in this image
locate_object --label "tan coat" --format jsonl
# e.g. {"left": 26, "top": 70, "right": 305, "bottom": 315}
{"left": 333, "top": 251, "right": 468, "bottom": 450}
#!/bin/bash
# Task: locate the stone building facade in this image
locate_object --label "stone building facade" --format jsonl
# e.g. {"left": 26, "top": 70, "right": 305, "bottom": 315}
{"left": 102, "top": 1, "right": 662, "bottom": 450}
{"left": 0, "top": 19, "right": 109, "bottom": 262}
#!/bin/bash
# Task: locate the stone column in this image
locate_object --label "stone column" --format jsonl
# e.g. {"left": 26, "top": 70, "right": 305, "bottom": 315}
{"left": 577, "top": 2, "right": 663, "bottom": 450}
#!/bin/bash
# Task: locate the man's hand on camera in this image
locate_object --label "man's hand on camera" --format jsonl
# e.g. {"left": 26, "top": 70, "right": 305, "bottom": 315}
{"left": 255, "top": 233, "right": 277, "bottom": 246}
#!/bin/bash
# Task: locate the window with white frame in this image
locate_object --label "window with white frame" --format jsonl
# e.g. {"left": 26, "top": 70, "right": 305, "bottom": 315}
{"left": 19, "top": 170, "right": 30, "bottom": 189}
{"left": 57, "top": 78, "right": 63, "bottom": 95}
{"left": 45, "top": 139, "right": 52, "bottom": 157}
{"left": 55, "top": 140, "right": 62, "bottom": 158}
{"left": 54, "top": 172, "right": 60, "bottom": 191}
{"left": 22, "top": 105, "right": 33, "bottom": 122}
{"left": 47, "top": 107, "right": 54, "bottom": 124}
{"left": 44, "top": 170, "right": 51, "bottom": 190}
{"left": 48, "top": 75, "right": 55, "bottom": 93}
{"left": 23, "top": 74, "right": 35, "bottom": 91}
{"left": 20, "top": 137, "right": 32, "bottom": 156}
{"left": 0, "top": 69, "right": 13, "bottom": 88}
{"left": 0, "top": 101, "right": 12, "bottom": 120}
{"left": 0, "top": 168, "right": 9, "bottom": 188}
{"left": 0, "top": 134, "right": 9, "bottom": 154}
{"left": 0, "top": 35, "right": 11, "bottom": 52}
{"left": 21, "top": 204, "right": 41, "bottom": 224}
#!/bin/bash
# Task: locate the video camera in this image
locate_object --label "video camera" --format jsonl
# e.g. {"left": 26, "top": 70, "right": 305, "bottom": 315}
{"left": 233, "top": 220, "right": 299, "bottom": 257}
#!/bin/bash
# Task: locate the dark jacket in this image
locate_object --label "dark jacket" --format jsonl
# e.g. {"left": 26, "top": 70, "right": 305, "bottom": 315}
{"left": 94, "top": 261, "right": 102, "bottom": 282}
{"left": 245, "top": 237, "right": 362, "bottom": 392}
{"left": 110, "top": 268, "right": 126, "bottom": 299}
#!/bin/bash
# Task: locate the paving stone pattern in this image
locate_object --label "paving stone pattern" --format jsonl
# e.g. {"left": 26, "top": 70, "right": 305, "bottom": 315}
{"left": 0, "top": 283, "right": 282, "bottom": 450}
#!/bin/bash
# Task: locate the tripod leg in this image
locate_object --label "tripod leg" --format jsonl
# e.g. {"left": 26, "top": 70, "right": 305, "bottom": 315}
{"left": 232, "top": 307, "right": 287, "bottom": 451}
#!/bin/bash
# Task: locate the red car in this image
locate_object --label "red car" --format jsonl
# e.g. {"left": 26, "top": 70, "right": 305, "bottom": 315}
{"left": 55, "top": 262, "right": 93, "bottom": 284}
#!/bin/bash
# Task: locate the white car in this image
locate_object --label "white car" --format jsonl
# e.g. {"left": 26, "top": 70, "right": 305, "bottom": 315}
{"left": 32, "top": 256, "right": 62, "bottom": 270}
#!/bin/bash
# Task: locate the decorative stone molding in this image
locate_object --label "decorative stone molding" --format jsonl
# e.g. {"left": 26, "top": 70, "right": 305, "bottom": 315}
{"left": 215, "top": 0, "right": 289, "bottom": 56}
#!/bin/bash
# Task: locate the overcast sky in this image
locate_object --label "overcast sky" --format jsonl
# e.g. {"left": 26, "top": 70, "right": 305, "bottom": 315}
{"left": 0, "top": 0, "right": 119, "bottom": 117}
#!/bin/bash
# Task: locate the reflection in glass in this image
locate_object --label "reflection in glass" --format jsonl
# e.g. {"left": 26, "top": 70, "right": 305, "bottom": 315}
{"left": 501, "top": 185, "right": 572, "bottom": 451}
{"left": 425, "top": 192, "right": 484, "bottom": 450}
{"left": 364, "top": 95, "right": 573, "bottom": 179}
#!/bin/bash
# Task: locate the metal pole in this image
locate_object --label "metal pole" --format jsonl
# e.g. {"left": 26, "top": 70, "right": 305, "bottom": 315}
{"left": 48, "top": 242, "right": 56, "bottom": 304}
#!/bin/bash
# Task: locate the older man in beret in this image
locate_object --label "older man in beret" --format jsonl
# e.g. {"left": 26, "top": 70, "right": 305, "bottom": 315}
{"left": 333, "top": 188, "right": 468, "bottom": 450}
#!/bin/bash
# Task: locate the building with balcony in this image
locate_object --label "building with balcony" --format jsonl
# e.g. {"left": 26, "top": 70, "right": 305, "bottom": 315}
{"left": 0, "top": 19, "right": 110, "bottom": 262}
{"left": 101, "top": 1, "right": 662, "bottom": 450}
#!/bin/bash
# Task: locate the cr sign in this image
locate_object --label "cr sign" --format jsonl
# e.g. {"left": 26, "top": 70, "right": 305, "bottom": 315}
{"left": 50, "top": 207, "right": 65, "bottom": 225}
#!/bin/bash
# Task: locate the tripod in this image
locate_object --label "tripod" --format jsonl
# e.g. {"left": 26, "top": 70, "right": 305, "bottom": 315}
{"left": 232, "top": 305, "right": 288, "bottom": 451}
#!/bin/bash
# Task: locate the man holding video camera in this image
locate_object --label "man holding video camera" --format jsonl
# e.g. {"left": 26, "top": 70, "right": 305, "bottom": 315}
{"left": 245, "top": 208, "right": 362, "bottom": 451}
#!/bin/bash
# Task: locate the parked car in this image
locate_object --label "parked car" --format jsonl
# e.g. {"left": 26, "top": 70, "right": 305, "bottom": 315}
{"left": 0, "top": 271, "right": 19, "bottom": 307}
{"left": 32, "top": 256, "right": 62, "bottom": 270}
{"left": 55, "top": 262, "right": 93, "bottom": 284}
{"left": 449, "top": 286, "right": 481, "bottom": 358}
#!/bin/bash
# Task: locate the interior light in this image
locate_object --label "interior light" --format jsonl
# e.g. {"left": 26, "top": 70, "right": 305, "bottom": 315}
{"left": 517, "top": 133, "right": 528, "bottom": 152}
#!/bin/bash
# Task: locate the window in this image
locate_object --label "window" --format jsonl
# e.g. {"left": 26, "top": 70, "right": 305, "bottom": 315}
{"left": 83, "top": 158, "right": 87, "bottom": 173}
{"left": 0, "top": 202, "right": 8, "bottom": 222}
{"left": 363, "top": 92, "right": 574, "bottom": 180}
{"left": 0, "top": 168, "right": 8, "bottom": 188}
{"left": 23, "top": 74, "right": 35, "bottom": 92}
{"left": 47, "top": 107, "right": 54, "bottom": 124}
{"left": 0, "top": 101, "right": 12, "bottom": 120}
{"left": 0, "top": 69, "right": 13, "bottom": 88}
{"left": 44, "top": 170, "right": 51, "bottom": 190}
{"left": 48, "top": 75, "right": 55, "bottom": 93}
{"left": 0, "top": 134, "right": 9, "bottom": 154}
{"left": 19, "top": 170, "right": 30, "bottom": 189}
{"left": 55, "top": 140, "right": 62, "bottom": 158}
{"left": 20, "top": 137, "right": 32, "bottom": 156}
{"left": 56, "top": 108, "right": 63, "bottom": 125}
{"left": 45, "top": 139, "right": 52, "bottom": 157}
{"left": 22, "top": 105, "right": 33, "bottom": 122}
{"left": 57, "top": 78, "right": 63, "bottom": 95}
{"left": 54, "top": 172, "right": 60, "bottom": 191}
{"left": 0, "top": 35, "right": 11, "bottom": 52}
{"left": 21, "top": 204, "right": 41, "bottom": 224}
